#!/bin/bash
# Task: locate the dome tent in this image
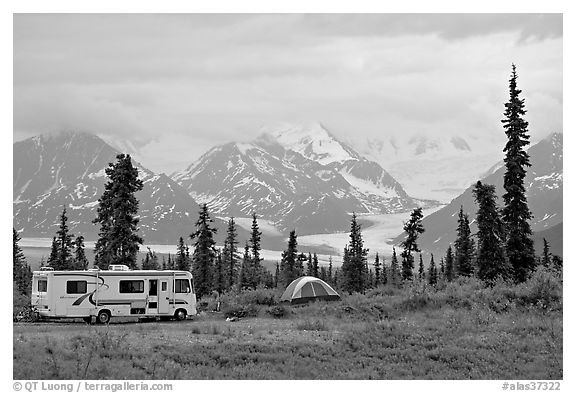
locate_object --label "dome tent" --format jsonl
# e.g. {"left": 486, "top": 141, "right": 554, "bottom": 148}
{"left": 280, "top": 276, "right": 341, "bottom": 304}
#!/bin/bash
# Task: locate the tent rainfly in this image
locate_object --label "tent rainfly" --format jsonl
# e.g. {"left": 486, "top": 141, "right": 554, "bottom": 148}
{"left": 280, "top": 276, "right": 341, "bottom": 304}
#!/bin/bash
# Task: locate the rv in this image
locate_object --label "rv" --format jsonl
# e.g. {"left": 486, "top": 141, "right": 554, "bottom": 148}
{"left": 31, "top": 265, "right": 197, "bottom": 323}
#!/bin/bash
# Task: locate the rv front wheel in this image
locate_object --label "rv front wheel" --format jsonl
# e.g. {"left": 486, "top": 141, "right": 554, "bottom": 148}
{"left": 174, "top": 309, "right": 186, "bottom": 321}
{"left": 97, "top": 310, "right": 111, "bottom": 324}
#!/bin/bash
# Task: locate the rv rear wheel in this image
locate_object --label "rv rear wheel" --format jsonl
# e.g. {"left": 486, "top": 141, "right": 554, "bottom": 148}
{"left": 174, "top": 309, "right": 186, "bottom": 321}
{"left": 97, "top": 310, "right": 111, "bottom": 324}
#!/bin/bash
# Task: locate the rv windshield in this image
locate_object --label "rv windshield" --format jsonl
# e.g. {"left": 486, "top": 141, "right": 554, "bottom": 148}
{"left": 175, "top": 279, "right": 191, "bottom": 293}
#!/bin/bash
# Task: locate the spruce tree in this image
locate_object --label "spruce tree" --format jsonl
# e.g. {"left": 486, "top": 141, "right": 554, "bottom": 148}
{"left": 428, "top": 254, "right": 438, "bottom": 286}
{"left": 319, "top": 266, "right": 328, "bottom": 282}
{"left": 296, "top": 253, "right": 307, "bottom": 277}
{"left": 373, "top": 253, "right": 382, "bottom": 286}
{"left": 239, "top": 241, "right": 251, "bottom": 290}
{"left": 274, "top": 262, "right": 280, "bottom": 287}
{"left": 190, "top": 204, "right": 217, "bottom": 298}
{"left": 142, "top": 247, "right": 159, "bottom": 270}
{"left": 342, "top": 213, "right": 369, "bottom": 293}
{"left": 400, "top": 208, "right": 425, "bottom": 281}
{"left": 440, "top": 257, "right": 445, "bottom": 276}
{"left": 222, "top": 217, "right": 240, "bottom": 289}
{"left": 248, "top": 213, "right": 264, "bottom": 288}
{"left": 454, "top": 206, "right": 475, "bottom": 277}
{"left": 175, "top": 237, "right": 191, "bottom": 271}
{"left": 390, "top": 247, "right": 400, "bottom": 285}
{"left": 381, "top": 258, "right": 388, "bottom": 286}
{"left": 74, "top": 235, "right": 89, "bottom": 270}
{"left": 541, "top": 238, "right": 551, "bottom": 268}
{"left": 93, "top": 154, "right": 144, "bottom": 269}
{"left": 445, "top": 246, "right": 454, "bottom": 282}
{"left": 501, "top": 64, "right": 536, "bottom": 282}
{"left": 47, "top": 237, "right": 59, "bottom": 268}
{"left": 328, "top": 256, "right": 333, "bottom": 284}
{"left": 167, "top": 253, "right": 174, "bottom": 270}
{"left": 473, "top": 181, "right": 510, "bottom": 282}
{"left": 418, "top": 253, "right": 425, "bottom": 280}
{"left": 306, "top": 253, "right": 314, "bottom": 276}
{"left": 213, "top": 249, "right": 226, "bottom": 294}
{"left": 280, "top": 230, "right": 299, "bottom": 286}
{"left": 312, "top": 253, "right": 319, "bottom": 277}
{"left": 13, "top": 228, "right": 31, "bottom": 295}
{"left": 54, "top": 206, "right": 75, "bottom": 270}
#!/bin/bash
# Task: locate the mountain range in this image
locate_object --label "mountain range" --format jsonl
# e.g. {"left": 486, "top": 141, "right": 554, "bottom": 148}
{"left": 12, "top": 131, "right": 254, "bottom": 245}
{"left": 13, "top": 126, "right": 562, "bottom": 259}
{"left": 172, "top": 122, "right": 427, "bottom": 235}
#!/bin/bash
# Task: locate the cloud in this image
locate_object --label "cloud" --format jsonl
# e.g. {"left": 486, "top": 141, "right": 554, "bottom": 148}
{"left": 13, "top": 14, "right": 562, "bottom": 173}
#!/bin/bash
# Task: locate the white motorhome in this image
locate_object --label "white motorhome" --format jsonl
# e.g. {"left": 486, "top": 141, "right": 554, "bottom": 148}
{"left": 31, "top": 265, "right": 197, "bottom": 324}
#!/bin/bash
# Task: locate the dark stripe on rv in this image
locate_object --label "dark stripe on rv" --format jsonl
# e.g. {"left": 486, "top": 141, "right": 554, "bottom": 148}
{"left": 168, "top": 300, "right": 189, "bottom": 305}
{"left": 54, "top": 272, "right": 190, "bottom": 277}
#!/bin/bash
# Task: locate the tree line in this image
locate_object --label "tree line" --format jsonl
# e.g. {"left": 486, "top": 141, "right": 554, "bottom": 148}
{"left": 13, "top": 65, "right": 562, "bottom": 299}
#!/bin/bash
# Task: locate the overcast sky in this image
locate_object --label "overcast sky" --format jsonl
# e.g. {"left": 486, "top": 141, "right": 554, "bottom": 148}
{"left": 13, "top": 14, "right": 562, "bottom": 174}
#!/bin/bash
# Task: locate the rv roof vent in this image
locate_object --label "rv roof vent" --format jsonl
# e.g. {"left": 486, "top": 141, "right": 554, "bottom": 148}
{"left": 39, "top": 267, "right": 54, "bottom": 271}
{"left": 87, "top": 267, "right": 101, "bottom": 272}
{"left": 109, "top": 264, "right": 130, "bottom": 271}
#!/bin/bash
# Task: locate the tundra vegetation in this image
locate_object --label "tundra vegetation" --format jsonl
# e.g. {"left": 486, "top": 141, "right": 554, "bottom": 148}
{"left": 13, "top": 268, "right": 562, "bottom": 379}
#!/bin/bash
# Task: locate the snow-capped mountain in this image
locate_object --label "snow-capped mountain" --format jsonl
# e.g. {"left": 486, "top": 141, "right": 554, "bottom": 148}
{"left": 13, "top": 131, "right": 204, "bottom": 243}
{"left": 346, "top": 131, "right": 505, "bottom": 203}
{"left": 392, "top": 132, "right": 563, "bottom": 256}
{"left": 172, "top": 122, "right": 422, "bottom": 235}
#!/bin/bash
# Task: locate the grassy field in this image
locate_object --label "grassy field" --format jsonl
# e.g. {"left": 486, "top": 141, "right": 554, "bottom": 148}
{"left": 13, "top": 269, "right": 562, "bottom": 380}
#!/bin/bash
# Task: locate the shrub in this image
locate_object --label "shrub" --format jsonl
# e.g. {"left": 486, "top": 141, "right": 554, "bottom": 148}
{"left": 223, "top": 304, "right": 259, "bottom": 319}
{"left": 266, "top": 305, "right": 289, "bottom": 318}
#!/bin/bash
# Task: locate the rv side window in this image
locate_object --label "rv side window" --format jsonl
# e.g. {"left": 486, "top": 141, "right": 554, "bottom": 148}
{"left": 161, "top": 281, "right": 167, "bottom": 291}
{"left": 175, "top": 279, "right": 190, "bottom": 293}
{"left": 119, "top": 280, "right": 144, "bottom": 293}
{"left": 38, "top": 280, "right": 47, "bottom": 292}
{"left": 66, "top": 281, "right": 87, "bottom": 294}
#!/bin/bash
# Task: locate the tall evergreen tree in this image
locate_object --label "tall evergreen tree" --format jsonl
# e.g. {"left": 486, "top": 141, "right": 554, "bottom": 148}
{"left": 428, "top": 254, "right": 438, "bottom": 286}
{"left": 222, "top": 217, "right": 240, "bottom": 289}
{"left": 501, "top": 64, "right": 536, "bottom": 282}
{"left": 280, "top": 230, "right": 299, "bottom": 286}
{"left": 47, "top": 237, "right": 59, "bottom": 268}
{"left": 373, "top": 253, "right": 382, "bottom": 286}
{"left": 541, "top": 238, "right": 551, "bottom": 268}
{"left": 473, "top": 181, "right": 510, "bottom": 282}
{"left": 213, "top": 249, "right": 226, "bottom": 294}
{"left": 54, "top": 206, "right": 75, "bottom": 270}
{"left": 175, "top": 237, "right": 191, "bottom": 271}
{"left": 239, "top": 241, "right": 251, "bottom": 290}
{"left": 445, "top": 246, "right": 454, "bottom": 282}
{"left": 306, "top": 253, "right": 314, "bottom": 276}
{"left": 93, "top": 154, "right": 144, "bottom": 269}
{"left": 167, "top": 253, "right": 174, "bottom": 270}
{"left": 296, "top": 253, "right": 307, "bottom": 277}
{"left": 247, "top": 213, "right": 264, "bottom": 288}
{"left": 190, "top": 204, "right": 217, "bottom": 298}
{"left": 74, "top": 235, "right": 89, "bottom": 270}
{"left": 312, "top": 253, "right": 320, "bottom": 278}
{"left": 390, "top": 247, "right": 400, "bottom": 285}
{"left": 13, "top": 228, "right": 31, "bottom": 295}
{"left": 274, "top": 262, "right": 280, "bottom": 288}
{"left": 454, "top": 206, "right": 476, "bottom": 277}
{"left": 381, "top": 258, "right": 388, "bottom": 286}
{"left": 418, "top": 253, "right": 425, "bottom": 280}
{"left": 142, "top": 247, "right": 160, "bottom": 270}
{"left": 328, "top": 256, "right": 333, "bottom": 284}
{"left": 341, "top": 213, "right": 369, "bottom": 293}
{"left": 400, "top": 208, "right": 425, "bottom": 281}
